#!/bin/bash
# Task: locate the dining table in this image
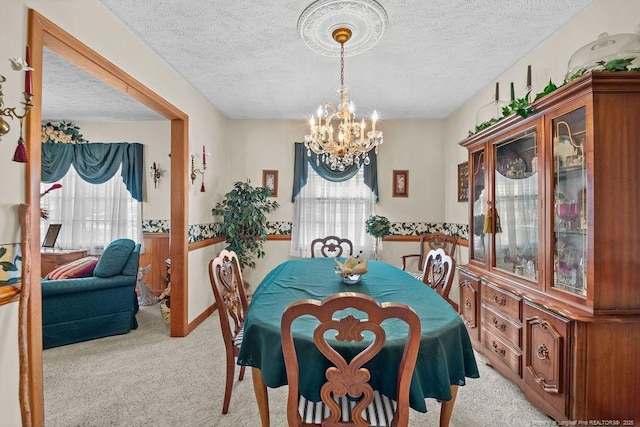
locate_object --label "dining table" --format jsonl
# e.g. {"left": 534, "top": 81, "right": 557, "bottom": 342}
{"left": 236, "top": 257, "right": 479, "bottom": 426}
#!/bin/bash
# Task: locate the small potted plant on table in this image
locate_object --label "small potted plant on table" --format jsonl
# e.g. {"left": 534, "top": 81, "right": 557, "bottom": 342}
{"left": 365, "top": 215, "right": 391, "bottom": 260}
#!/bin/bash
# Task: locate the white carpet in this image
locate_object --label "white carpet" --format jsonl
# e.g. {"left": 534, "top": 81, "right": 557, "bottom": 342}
{"left": 43, "top": 306, "right": 551, "bottom": 426}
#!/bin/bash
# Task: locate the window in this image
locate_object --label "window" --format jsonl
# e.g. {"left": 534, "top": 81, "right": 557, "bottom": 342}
{"left": 290, "top": 167, "right": 376, "bottom": 258}
{"left": 40, "top": 165, "right": 142, "bottom": 251}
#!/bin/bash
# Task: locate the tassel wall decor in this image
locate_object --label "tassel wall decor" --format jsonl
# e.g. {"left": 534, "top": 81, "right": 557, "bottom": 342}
{"left": 12, "top": 124, "right": 27, "bottom": 163}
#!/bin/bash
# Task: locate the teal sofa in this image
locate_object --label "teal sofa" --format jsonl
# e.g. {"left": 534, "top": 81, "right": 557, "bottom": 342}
{"left": 42, "top": 239, "right": 141, "bottom": 349}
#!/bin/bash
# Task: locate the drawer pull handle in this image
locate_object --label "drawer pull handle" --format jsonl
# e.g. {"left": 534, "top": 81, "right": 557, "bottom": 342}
{"left": 492, "top": 341, "right": 506, "bottom": 356}
{"left": 492, "top": 294, "right": 506, "bottom": 305}
{"left": 536, "top": 344, "right": 549, "bottom": 360}
{"left": 491, "top": 317, "right": 506, "bottom": 331}
{"left": 464, "top": 298, "right": 472, "bottom": 308}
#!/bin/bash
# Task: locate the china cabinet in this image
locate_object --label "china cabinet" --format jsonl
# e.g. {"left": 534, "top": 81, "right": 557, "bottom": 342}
{"left": 459, "top": 72, "right": 640, "bottom": 423}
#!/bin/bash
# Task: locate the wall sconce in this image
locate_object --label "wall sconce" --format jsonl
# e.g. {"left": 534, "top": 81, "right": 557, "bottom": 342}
{"left": 1, "top": 50, "right": 35, "bottom": 163}
{"left": 150, "top": 162, "right": 165, "bottom": 189}
{"left": 191, "top": 145, "right": 209, "bottom": 192}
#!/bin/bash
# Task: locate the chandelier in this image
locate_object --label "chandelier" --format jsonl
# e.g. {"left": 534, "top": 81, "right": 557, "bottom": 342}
{"left": 304, "top": 27, "right": 383, "bottom": 171}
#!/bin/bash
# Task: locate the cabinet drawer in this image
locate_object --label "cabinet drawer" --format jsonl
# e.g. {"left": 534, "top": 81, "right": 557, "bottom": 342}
{"left": 481, "top": 328, "right": 522, "bottom": 377}
{"left": 482, "top": 282, "right": 521, "bottom": 320}
{"left": 481, "top": 303, "right": 522, "bottom": 349}
{"left": 459, "top": 271, "right": 480, "bottom": 340}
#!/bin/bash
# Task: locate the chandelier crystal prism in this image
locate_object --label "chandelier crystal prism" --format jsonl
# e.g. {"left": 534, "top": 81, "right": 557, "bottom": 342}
{"left": 304, "top": 27, "right": 383, "bottom": 171}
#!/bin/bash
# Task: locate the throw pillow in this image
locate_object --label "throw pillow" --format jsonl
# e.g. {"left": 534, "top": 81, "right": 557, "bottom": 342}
{"left": 93, "top": 238, "right": 136, "bottom": 278}
{"left": 45, "top": 256, "right": 99, "bottom": 280}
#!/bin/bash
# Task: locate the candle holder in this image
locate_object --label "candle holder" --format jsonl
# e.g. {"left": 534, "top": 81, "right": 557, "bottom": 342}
{"left": 0, "top": 75, "right": 34, "bottom": 163}
{"left": 150, "top": 162, "right": 165, "bottom": 189}
{"left": 2, "top": 53, "right": 35, "bottom": 163}
{"left": 191, "top": 154, "right": 207, "bottom": 192}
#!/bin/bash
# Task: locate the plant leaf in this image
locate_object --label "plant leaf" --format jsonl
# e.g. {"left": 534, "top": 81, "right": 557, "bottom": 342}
{"left": 534, "top": 79, "right": 558, "bottom": 101}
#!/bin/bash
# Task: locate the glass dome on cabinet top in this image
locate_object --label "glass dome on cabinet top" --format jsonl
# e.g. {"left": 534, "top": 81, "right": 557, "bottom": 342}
{"left": 565, "top": 31, "right": 640, "bottom": 80}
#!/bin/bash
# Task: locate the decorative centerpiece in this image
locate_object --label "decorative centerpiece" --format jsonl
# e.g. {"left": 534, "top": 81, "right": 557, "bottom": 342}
{"left": 334, "top": 257, "right": 368, "bottom": 284}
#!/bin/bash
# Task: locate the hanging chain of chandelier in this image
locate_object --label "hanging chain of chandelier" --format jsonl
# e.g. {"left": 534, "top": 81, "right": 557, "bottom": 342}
{"left": 304, "top": 27, "right": 383, "bottom": 171}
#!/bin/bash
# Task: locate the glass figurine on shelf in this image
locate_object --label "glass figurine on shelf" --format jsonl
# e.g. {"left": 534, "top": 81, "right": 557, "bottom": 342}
{"left": 557, "top": 199, "right": 580, "bottom": 230}
{"left": 475, "top": 82, "right": 508, "bottom": 131}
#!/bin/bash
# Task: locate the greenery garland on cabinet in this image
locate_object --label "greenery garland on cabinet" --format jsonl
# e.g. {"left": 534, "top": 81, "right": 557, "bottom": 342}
{"left": 470, "top": 58, "right": 639, "bottom": 136}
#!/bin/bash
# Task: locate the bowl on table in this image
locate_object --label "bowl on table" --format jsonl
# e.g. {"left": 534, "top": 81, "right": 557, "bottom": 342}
{"left": 342, "top": 273, "right": 361, "bottom": 285}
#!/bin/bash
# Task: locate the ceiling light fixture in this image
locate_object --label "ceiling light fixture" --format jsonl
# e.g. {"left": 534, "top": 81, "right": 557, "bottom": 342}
{"left": 304, "top": 27, "right": 383, "bottom": 171}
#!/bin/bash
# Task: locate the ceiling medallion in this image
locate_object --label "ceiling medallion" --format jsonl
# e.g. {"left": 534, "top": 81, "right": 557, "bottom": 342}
{"left": 298, "top": 0, "right": 388, "bottom": 57}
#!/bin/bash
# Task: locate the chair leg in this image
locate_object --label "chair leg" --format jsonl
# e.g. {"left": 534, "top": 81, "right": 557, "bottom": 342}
{"left": 238, "top": 365, "right": 246, "bottom": 381}
{"left": 222, "top": 350, "right": 235, "bottom": 414}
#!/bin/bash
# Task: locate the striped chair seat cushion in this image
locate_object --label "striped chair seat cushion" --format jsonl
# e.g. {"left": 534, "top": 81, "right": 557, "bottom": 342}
{"left": 298, "top": 390, "right": 397, "bottom": 426}
{"left": 407, "top": 270, "right": 423, "bottom": 281}
{"left": 232, "top": 326, "right": 244, "bottom": 347}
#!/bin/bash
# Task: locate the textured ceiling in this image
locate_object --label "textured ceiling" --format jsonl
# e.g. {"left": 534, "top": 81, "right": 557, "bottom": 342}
{"left": 42, "top": 48, "right": 163, "bottom": 122}
{"left": 43, "top": 0, "right": 595, "bottom": 122}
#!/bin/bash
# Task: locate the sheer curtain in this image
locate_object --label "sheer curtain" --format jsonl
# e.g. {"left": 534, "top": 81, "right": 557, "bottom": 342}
{"left": 40, "top": 164, "right": 142, "bottom": 252}
{"left": 290, "top": 167, "right": 376, "bottom": 258}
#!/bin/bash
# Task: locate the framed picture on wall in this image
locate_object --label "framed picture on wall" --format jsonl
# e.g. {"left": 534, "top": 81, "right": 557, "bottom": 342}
{"left": 458, "top": 161, "right": 469, "bottom": 202}
{"left": 392, "top": 170, "right": 409, "bottom": 198}
{"left": 262, "top": 170, "right": 278, "bottom": 197}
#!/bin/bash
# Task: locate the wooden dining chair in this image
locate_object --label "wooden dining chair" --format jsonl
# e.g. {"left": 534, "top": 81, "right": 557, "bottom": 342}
{"left": 281, "top": 292, "right": 421, "bottom": 426}
{"left": 208, "top": 250, "right": 248, "bottom": 414}
{"left": 310, "top": 235, "right": 354, "bottom": 258}
{"left": 401, "top": 232, "right": 457, "bottom": 280}
{"left": 422, "top": 248, "right": 458, "bottom": 311}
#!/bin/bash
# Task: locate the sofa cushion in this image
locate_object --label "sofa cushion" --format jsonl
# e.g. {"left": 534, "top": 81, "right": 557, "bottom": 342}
{"left": 93, "top": 239, "right": 136, "bottom": 278}
{"left": 121, "top": 244, "right": 141, "bottom": 277}
{"left": 45, "top": 256, "right": 99, "bottom": 280}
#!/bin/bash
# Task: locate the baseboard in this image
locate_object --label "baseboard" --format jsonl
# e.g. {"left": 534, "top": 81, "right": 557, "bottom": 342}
{"left": 187, "top": 302, "right": 216, "bottom": 334}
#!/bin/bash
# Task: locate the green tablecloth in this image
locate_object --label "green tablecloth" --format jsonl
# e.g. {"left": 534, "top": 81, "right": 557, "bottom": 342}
{"left": 237, "top": 258, "right": 479, "bottom": 413}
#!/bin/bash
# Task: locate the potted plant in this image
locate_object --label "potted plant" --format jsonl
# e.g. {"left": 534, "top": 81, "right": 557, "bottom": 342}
{"left": 365, "top": 215, "right": 391, "bottom": 260}
{"left": 212, "top": 180, "right": 279, "bottom": 271}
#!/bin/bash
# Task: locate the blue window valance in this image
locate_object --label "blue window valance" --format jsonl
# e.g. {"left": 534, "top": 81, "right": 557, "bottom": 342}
{"left": 291, "top": 142, "right": 379, "bottom": 202}
{"left": 41, "top": 142, "right": 144, "bottom": 202}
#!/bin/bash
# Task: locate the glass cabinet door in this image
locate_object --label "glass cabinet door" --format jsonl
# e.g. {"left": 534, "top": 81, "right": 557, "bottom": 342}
{"left": 493, "top": 128, "right": 539, "bottom": 283}
{"left": 470, "top": 149, "right": 487, "bottom": 263}
{"left": 552, "top": 107, "right": 587, "bottom": 296}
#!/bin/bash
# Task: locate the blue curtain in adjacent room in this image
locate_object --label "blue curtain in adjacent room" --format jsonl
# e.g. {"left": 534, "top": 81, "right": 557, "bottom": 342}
{"left": 41, "top": 142, "right": 74, "bottom": 183}
{"left": 291, "top": 142, "right": 379, "bottom": 202}
{"left": 41, "top": 142, "right": 144, "bottom": 202}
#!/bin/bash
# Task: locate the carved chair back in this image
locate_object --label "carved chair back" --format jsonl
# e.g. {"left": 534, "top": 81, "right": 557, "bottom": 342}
{"left": 210, "top": 250, "right": 248, "bottom": 340}
{"left": 208, "top": 249, "right": 248, "bottom": 413}
{"left": 419, "top": 233, "right": 457, "bottom": 267}
{"left": 310, "top": 235, "right": 354, "bottom": 258}
{"left": 422, "top": 248, "right": 457, "bottom": 310}
{"left": 281, "top": 292, "right": 421, "bottom": 426}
